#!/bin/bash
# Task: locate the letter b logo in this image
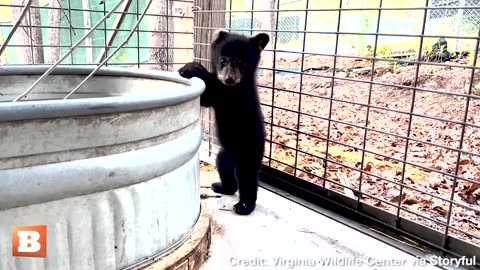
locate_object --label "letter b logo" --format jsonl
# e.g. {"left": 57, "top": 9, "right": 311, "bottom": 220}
{"left": 12, "top": 225, "right": 47, "bottom": 258}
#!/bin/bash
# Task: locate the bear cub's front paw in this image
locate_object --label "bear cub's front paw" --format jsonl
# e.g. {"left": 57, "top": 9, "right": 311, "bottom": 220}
{"left": 178, "top": 62, "right": 207, "bottom": 79}
{"left": 234, "top": 202, "right": 256, "bottom": 215}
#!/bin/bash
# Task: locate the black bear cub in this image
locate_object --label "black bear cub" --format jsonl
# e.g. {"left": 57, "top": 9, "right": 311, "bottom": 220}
{"left": 178, "top": 30, "right": 269, "bottom": 215}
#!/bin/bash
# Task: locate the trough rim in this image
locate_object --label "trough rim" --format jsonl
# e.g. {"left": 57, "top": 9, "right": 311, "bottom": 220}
{"left": 0, "top": 64, "right": 205, "bottom": 122}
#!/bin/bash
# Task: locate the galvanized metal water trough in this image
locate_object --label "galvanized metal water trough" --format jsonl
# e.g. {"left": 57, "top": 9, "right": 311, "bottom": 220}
{"left": 0, "top": 65, "right": 206, "bottom": 270}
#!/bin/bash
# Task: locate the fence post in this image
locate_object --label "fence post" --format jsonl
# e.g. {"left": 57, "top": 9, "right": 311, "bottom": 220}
{"left": 193, "top": 0, "right": 226, "bottom": 157}
{"left": 455, "top": 0, "right": 466, "bottom": 50}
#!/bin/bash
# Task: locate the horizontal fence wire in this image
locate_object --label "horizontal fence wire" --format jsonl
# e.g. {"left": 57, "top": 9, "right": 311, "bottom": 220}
{"left": 193, "top": 0, "right": 480, "bottom": 264}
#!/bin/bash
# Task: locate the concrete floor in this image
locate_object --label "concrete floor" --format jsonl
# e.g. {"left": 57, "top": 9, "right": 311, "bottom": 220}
{"left": 198, "top": 170, "right": 467, "bottom": 270}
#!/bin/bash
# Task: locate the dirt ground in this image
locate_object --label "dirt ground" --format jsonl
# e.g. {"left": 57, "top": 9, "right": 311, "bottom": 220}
{"left": 253, "top": 54, "right": 480, "bottom": 247}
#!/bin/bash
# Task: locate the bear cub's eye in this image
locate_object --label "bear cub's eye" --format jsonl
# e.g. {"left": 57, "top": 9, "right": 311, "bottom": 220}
{"left": 220, "top": 57, "right": 227, "bottom": 65}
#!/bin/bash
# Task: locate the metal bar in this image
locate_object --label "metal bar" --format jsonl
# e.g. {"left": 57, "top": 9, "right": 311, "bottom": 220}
{"left": 12, "top": 0, "right": 127, "bottom": 102}
{"left": 178, "top": 6, "right": 480, "bottom": 12}
{"left": 2, "top": 44, "right": 193, "bottom": 50}
{"left": 3, "top": 24, "right": 192, "bottom": 35}
{"left": 0, "top": 0, "right": 33, "bottom": 58}
{"left": 293, "top": 0, "right": 310, "bottom": 180}
{"left": 67, "top": 0, "right": 73, "bottom": 64}
{"left": 136, "top": 0, "right": 140, "bottom": 68}
{"left": 395, "top": 0, "right": 430, "bottom": 230}
{"left": 357, "top": 0, "right": 383, "bottom": 211}
{"left": 249, "top": 0, "right": 254, "bottom": 37}
{"left": 323, "top": 0, "right": 343, "bottom": 189}
{"left": 103, "top": 0, "right": 108, "bottom": 67}
{"left": 192, "top": 26, "right": 480, "bottom": 40}
{"left": 166, "top": 0, "right": 170, "bottom": 70}
{"left": 63, "top": 0, "right": 154, "bottom": 99}
{"left": 228, "top": 0, "right": 232, "bottom": 30}
{"left": 95, "top": 0, "right": 134, "bottom": 63}
{"left": 27, "top": 3, "right": 34, "bottom": 64}
{"left": 267, "top": 0, "right": 281, "bottom": 167}
{"left": 0, "top": 3, "right": 192, "bottom": 19}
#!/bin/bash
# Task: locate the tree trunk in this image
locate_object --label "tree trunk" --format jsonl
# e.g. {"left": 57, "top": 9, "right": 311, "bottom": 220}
{"left": 148, "top": 0, "right": 174, "bottom": 71}
{"left": 46, "top": 0, "right": 62, "bottom": 64}
{"left": 11, "top": 0, "right": 44, "bottom": 64}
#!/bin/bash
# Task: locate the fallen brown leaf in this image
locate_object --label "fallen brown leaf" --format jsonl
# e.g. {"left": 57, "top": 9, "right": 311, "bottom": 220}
{"left": 403, "top": 198, "right": 419, "bottom": 205}
{"left": 283, "top": 166, "right": 295, "bottom": 174}
{"left": 459, "top": 159, "right": 471, "bottom": 165}
{"left": 364, "top": 162, "right": 374, "bottom": 172}
{"left": 433, "top": 205, "right": 448, "bottom": 217}
{"left": 390, "top": 193, "right": 407, "bottom": 203}
{"left": 466, "top": 183, "right": 480, "bottom": 195}
{"left": 327, "top": 163, "right": 337, "bottom": 170}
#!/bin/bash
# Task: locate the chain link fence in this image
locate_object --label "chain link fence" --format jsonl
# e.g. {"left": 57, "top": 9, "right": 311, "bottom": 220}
{"left": 427, "top": 0, "right": 480, "bottom": 50}
{"left": 225, "top": 13, "right": 301, "bottom": 45}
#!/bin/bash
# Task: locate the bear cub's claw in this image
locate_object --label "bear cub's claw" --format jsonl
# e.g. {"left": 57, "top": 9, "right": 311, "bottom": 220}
{"left": 234, "top": 202, "right": 256, "bottom": 215}
{"left": 211, "top": 182, "right": 237, "bottom": 195}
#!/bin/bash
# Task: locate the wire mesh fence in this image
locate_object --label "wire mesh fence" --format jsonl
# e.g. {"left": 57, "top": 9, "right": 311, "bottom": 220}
{"left": 0, "top": 0, "right": 193, "bottom": 70}
{"left": 193, "top": 0, "right": 480, "bottom": 264}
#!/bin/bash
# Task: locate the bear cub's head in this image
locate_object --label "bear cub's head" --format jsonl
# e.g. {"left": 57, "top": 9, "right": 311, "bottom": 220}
{"left": 210, "top": 30, "right": 269, "bottom": 86}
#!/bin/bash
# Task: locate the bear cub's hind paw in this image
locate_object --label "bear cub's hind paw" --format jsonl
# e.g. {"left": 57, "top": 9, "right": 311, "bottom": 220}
{"left": 211, "top": 182, "right": 237, "bottom": 195}
{"left": 234, "top": 202, "right": 256, "bottom": 215}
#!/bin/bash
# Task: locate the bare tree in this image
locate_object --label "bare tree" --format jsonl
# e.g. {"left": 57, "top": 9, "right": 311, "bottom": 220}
{"left": 148, "top": 0, "right": 174, "bottom": 71}
{"left": 11, "top": 0, "right": 44, "bottom": 64}
{"left": 46, "top": 0, "right": 62, "bottom": 63}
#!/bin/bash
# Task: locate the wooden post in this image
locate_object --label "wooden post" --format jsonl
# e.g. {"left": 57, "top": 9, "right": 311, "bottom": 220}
{"left": 193, "top": 0, "right": 225, "bottom": 156}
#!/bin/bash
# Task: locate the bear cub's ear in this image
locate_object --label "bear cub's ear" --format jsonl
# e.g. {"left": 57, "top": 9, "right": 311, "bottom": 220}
{"left": 250, "top": 33, "right": 270, "bottom": 52}
{"left": 212, "top": 29, "right": 229, "bottom": 42}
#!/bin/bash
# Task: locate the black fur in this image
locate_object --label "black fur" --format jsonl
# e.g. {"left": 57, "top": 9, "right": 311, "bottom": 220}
{"left": 178, "top": 30, "right": 269, "bottom": 215}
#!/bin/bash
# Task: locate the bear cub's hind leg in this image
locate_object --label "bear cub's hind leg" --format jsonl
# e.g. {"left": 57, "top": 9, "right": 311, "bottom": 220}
{"left": 212, "top": 150, "right": 238, "bottom": 195}
{"left": 233, "top": 162, "right": 261, "bottom": 215}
